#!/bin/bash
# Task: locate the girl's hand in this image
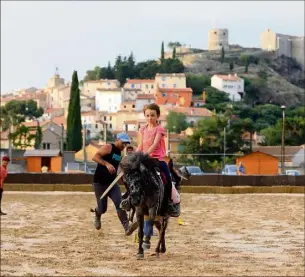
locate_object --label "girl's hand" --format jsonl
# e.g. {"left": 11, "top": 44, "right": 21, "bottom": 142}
{"left": 105, "top": 163, "right": 116, "bottom": 174}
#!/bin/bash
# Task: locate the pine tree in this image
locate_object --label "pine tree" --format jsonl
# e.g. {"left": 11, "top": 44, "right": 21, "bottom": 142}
{"left": 172, "top": 47, "right": 176, "bottom": 59}
{"left": 161, "top": 41, "right": 165, "bottom": 62}
{"left": 66, "top": 70, "right": 83, "bottom": 152}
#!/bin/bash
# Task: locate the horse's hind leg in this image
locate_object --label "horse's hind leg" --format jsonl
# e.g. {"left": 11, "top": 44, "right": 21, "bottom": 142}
{"left": 160, "top": 217, "right": 169, "bottom": 253}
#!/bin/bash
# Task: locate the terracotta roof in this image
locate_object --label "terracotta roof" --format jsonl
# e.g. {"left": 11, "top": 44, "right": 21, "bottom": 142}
{"left": 51, "top": 116, "right": 66, "bottom": 127}
{"left": 156, "top": 73, "right": 185, "bottom": 77}
{"left": 123, "top": 88, "right": 142, "bottom": 92}
{"left": 159, "top": 88, "right": 192, "bottom": 93}
{"left": 121, "top": 101, "right": 136, "bottom": 105}
{"left": 96, "top": 88, "right": 122, "bottom": 92}
{"left": 137, "top": 94, "right": 155, "bottom": 99}
{"left": 86, "top": 79, "right": 118, "bottom": 83}
{"left": 81, "top": 111, "right": 97, "bottom": 116}
{"left": 252, "top": 146, "right": 303, "bottom": 162}
{"left": 126, "top": 79, "right": 155, "bottom": 84}
{"left": 124, "top": 120, "right": 138, "bottom": 125}
{"left": 166, "top": 106, "right": 213, "bottom": 117}
{"left": 45, "top": 108, "right": 63, "bottom": 113}
{"left": 214, "top": 74, "right": 242, "bottom": 81}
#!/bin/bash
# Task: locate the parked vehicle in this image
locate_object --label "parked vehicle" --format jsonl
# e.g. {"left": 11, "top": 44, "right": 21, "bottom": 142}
{"left": 222, "top": 164, "right": 237, "bottom": 175}
{"left": 285, "top": 170, "right": 300, "bottom": 176}
{"left": 179, "top": 166, "right": 204, "bottom": 177}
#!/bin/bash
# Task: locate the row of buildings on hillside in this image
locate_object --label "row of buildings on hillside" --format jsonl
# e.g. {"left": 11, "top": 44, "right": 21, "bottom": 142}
{"left": 0, "top": 69, "right": 247, "bottom": 153}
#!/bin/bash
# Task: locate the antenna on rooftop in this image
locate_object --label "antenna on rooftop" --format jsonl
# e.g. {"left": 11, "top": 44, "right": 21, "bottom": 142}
{"left": 55, "top": 65, "right": 59, "bottom": 76}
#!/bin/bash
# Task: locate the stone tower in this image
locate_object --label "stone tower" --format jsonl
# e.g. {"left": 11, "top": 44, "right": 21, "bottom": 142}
{"left": 208, "top": 28, "right": 229, "bottom": 51}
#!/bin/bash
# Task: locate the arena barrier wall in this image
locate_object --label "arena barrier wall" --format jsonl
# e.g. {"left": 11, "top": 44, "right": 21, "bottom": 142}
{"left": 4, "top": 173, "right": 305, "bottom": 193}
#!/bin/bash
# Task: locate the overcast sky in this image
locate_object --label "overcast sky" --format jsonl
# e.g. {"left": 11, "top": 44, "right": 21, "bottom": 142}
{"left": 1, "top": 1, "right": 304, "bottom": 93}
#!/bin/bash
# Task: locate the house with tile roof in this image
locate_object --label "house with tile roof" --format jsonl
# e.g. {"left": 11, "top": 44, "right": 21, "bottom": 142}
{"left": 211, "top": 73, "right": 244, "bottom": 101}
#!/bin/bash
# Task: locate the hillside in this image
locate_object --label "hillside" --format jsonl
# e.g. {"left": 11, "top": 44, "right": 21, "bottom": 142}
{"left": 172, "top": 46, "right": 305, "bottom": 107}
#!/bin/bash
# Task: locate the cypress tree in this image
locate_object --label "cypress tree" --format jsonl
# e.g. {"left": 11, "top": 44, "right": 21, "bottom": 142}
{"left": 161, "top": 41, "right": 165, "bottom": 62}
{"left": 172, "top": 47, "right": 176, "bottom": 59}
{"left": 34, "top": 122, "right": 42, "bottom": 149}
{"left": 66, "top": 70, "right": 83, "bottom": 152}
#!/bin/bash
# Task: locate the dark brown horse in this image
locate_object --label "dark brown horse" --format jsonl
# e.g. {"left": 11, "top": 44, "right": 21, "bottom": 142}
{"left": 120, "top": 152, "right": 169, "bottom": 259}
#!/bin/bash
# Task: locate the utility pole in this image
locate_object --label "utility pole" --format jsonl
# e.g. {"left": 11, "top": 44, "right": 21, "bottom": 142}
{"left": 223, "top": 127, "right": 226, "bottom": 168}
{"left": 103, "top": 123, "right": 107, "bottom": 144}
{"left": 281, "top": 105, "right": 286, "bottom": 174}
{"left": 83, "top": 121, "right": 87, "bottom": 172}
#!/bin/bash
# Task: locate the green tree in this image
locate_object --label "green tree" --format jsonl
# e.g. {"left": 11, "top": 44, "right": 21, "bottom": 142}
{"left": 168, "top": 41, "right": 182, "bottom": 49}
{"left": 135, "top": 60, "right": 161, "bottom": 79}
{"left": 105, "top": 62, "right": 115, "bottom": 79}
{"left": 66, "top": 70, "right": 83, "bottom": 152}
{"left": 221, "top": 46, "right": 225, "bottom": 64}
{"left": 186, "top": 74, "right": 211, "bottom": 95}
{"left": 172, "top": 47, "right": 176, "bottom": 59}
{"left": 166, "top": 112, "right": 188, "bottom": 133}
{"left": 160, "top": 58, "right": 184, "bottom": 73}
{"left": 229, "top": 62, "right": 234, "bottom": 71}
{"left": 34, "top": 122, "right": 42, "bottom": 149}
{"left": 205, "top": 87, "right": 230, "bottom": 105}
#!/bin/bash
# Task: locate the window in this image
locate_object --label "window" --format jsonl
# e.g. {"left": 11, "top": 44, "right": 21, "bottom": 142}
{"left": 95, "top": 124, "right": 98, "bottom": 129}
{"left": 131, "top": 84, "right": 135, "bottom": 89}
{"left": 223, "top": 32, "right": 226, "bottom": 36}
{"left": 132, "top": 104, "right": 135, "bottom": 108}
{"left": 42, "top": 143, "right": 51, "bottom": 150}
{"left": 124, "top": 105, "right": 126, "bottom": 108}
{"left": 107, "top": 82, "right": 110, "bottom": 86}
{"left": 214, "top": 31, "right": 217, "bottom": 35}
{"left": 146, "top": 85, "right": 148, "bottom": 88}
{"left": 219, "top": 43, "right": 222, "bottom": 46}
{"left": 173, "top": 84, "right": 177, "bottom": 88}
{"left": 109, "top": 124, "right": 112, "bottom": 129}
{"left": 104, "top": 116, "right": 106, "bottom": 121}
{"left": 162, "top": 93, "right": 167, "bottom": 97}
{"left": 162, "top": 77, "right": 166, "bottom": 81}
{"left": 110, "top": 116, "right": 112, "bottom": 120}
{"left": 162, "top": 84, "right": 166, "bottom": 88}
{"left": 151, "top": 85, "right": 154, "bottom": 88}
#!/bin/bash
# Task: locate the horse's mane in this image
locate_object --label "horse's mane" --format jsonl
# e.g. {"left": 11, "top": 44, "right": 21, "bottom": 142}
{"left": 120, "top": 152, "right": 159, "bottom": 174}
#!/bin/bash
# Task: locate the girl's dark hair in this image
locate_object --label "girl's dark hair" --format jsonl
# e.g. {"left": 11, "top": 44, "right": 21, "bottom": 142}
{"left": 143, "top": 103, "right": 161, "bottom": 116}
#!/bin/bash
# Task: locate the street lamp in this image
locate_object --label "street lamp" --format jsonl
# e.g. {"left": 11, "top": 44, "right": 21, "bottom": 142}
{"left": 281, "top": 105, "right": 286, "bottom": 174}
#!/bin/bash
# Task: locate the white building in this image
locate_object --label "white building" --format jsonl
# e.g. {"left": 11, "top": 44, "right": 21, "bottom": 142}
{"left": 95, "top": 88, "right": 123, "bottom": 112}
{"left": 211, "top": 74, "right": 244, "bottom": 101}
{"left": 135, "top": 94, "right": 155, "bottom": 111}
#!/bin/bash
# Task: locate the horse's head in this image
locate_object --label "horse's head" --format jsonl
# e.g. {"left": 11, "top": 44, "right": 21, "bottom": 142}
{"left": 121, "top": 152, "right": 160, "bottom": 208}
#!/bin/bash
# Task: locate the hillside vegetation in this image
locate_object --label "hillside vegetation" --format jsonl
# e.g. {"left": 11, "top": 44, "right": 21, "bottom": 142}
{"left": 173, "top": 45, "right": 304, "bottom": 107}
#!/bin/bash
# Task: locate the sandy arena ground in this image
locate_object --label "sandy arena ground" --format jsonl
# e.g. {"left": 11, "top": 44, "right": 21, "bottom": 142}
{"left": 0, "top": 192, "right": 304, "bottom": 276}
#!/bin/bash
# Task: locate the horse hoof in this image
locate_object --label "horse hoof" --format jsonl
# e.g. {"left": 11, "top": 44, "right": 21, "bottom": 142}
{"left": 137, "top": 253, "right": 144, "bottom": 259}
{"left": 150, "top": 252, "right": 160, "bottom": 257}
{"left": 161, "top": 247, "right": 166, "bottom": 253}
{"left": 142, "top": 242, "right": 151, "bottom": 250}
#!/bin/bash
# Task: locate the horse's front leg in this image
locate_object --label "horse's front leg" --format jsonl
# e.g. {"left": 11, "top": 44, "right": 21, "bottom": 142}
{"left": 136, "top": 207, "right": 145, "bottom": 259}
{"left": 143, "top": 207, "right": 157, "bottom": 250}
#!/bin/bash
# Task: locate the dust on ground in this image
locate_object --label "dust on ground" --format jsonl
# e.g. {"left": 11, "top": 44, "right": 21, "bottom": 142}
{"left": 1, "top": 192, "right": 304, "bottom": 276}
